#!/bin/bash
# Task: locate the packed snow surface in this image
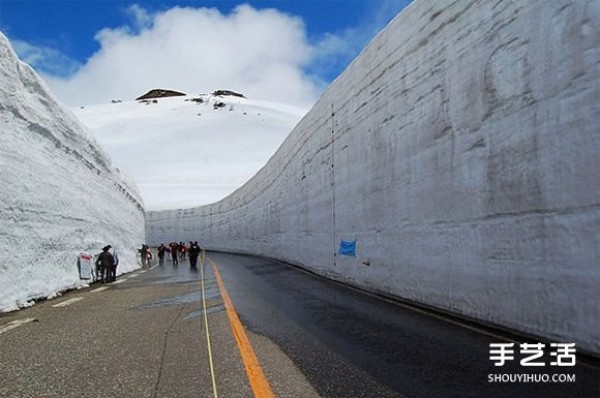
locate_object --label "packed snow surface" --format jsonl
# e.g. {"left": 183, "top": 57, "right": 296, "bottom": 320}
{"left": 74, "top": 94, "right": 306, "bottom": 210}
{"left": 0, "top": 32, "right": 145, "bottom": 312}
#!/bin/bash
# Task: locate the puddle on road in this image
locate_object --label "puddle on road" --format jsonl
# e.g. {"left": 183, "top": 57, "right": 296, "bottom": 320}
{"left": 137, "top": 291, "right": 201, "bottom": 310}
{"left": 134, "top": 284, "right": 220, "bottom": 311}
{"left": 184, "top": 303, "right": 226, "bottom": 320}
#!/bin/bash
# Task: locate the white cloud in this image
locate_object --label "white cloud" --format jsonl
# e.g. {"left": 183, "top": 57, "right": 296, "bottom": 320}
{"left": 11, "top": 40, "right": 81, "bottom": 77}
{"left": 42, "top": 4, "right": 320, "bottom": 109}
{"left": 125, "top": 4, "right": 153, "bottom": 31}
{"left": 16, "top": 2, "right": 412, "bottom": 109}
{"left": 307, "top": 0, "right": 413, "bottom": 82}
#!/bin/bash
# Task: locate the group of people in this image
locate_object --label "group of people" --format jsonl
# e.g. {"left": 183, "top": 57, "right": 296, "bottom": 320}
{"left": 156, "top": 241, "right": 203, "bottom": 268}
{"left": 93, "top": 240, "right": 204, "bottom": 284}
{"left": 95, "top": 245, "right": 119, "bottom": 283}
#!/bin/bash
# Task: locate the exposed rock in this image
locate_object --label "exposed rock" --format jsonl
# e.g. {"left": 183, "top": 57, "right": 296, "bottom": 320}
{"left": 136, "top": 89, "right": 186, "bottom": 100}
{"left": 212, "top": 90, "right": 246, "bottom": 98}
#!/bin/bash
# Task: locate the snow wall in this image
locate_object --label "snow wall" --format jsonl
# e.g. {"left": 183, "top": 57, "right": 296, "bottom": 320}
{"left": 0, "top": 33, "right": 146, "bottom": 312}
{"left": 147, "top": 0, "right": 600, "bottom": 355}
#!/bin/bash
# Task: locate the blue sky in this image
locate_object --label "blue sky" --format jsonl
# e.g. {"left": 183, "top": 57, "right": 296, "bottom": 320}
{"left": 0, "top": 1, "right": 413, "bottom": 107}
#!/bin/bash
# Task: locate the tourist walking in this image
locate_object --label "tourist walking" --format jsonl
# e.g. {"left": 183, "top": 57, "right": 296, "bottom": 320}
{"left": 189, "top": 241, "right": 201, "bottom": 269}
{"left": 157, "top": 243, "right": 167, "bottom": 266}
{"left": 96, "top": 245, "right": 116, "bottom": 283}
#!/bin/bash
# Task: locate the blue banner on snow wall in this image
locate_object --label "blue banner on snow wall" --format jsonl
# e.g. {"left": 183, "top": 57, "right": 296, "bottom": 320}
{"left": 339, "top": 239, "right": 357, "bottom": 256}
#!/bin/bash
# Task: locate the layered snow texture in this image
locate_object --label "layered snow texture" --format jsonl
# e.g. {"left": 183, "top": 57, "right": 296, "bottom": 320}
{"left": 147, "top": 0, "right": 600, "bottom": 354}
{"left": 0, "top": 33, "right": 146, "bottom": 312}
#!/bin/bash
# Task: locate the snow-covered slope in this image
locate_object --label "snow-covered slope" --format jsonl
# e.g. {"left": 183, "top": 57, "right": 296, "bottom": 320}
{"left": 74, "top": 93, "right": 306, "bottom": 210}
{"left": 0, "top": 32, "right": 146, "bottom": 312}
{"left": 147, "top": 0, "right": 600, "bottom": 355}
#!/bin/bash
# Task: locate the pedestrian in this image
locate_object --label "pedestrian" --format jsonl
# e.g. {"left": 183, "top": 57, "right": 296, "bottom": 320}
{"left": 179, "top": 241, "right": 186, "bottom": 260}
{"left": 140, "top": 244, "right": 148, "bottom": 268}
{"left": 96, "top": 245, "right": 116, "bottom": 283}
{"left": 157, "top": 243, "right": 167, "bottom": 266}
{"left": 169, "top": 242, "right": 179, "bottom": 265}
{"left": 109, "top": 247, "right": 119, "bottom": 282}
{"left": 146, "top": 249, "right": 153, "bottom": 267}
{"left": 95, "top": 253, "right": 106, "bottom": 283}
{"left": 189, "top": 241, "right": 201, "bottom": 269}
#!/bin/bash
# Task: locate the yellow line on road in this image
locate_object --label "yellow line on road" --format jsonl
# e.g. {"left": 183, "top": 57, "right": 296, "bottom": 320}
{"left": 209, "top": 258, "right": 275, "bottom": 398}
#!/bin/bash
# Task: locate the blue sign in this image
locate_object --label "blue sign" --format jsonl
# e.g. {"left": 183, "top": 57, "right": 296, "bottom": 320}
{"left": 339, "top": 239, "right": 357, "bottom": 257}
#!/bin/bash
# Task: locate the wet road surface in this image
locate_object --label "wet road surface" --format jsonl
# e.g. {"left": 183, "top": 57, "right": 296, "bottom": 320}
{"left": 209, "top": 252, "right": 599, "bottom": 398}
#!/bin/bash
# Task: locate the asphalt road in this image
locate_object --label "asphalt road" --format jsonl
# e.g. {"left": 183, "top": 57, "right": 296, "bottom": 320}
{"left": 209, "top": 252, "right": 599, "bottom": 398}
{"left": 1, "top": 251, "right": 598, "bottom": 397}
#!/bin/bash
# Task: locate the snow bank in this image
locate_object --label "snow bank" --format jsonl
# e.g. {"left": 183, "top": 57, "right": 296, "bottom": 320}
{"left": 147, "top": 0, "right": 599, "bottom": 355}
{"left": 0, "top": 32, "right": 146, "bottom": 312}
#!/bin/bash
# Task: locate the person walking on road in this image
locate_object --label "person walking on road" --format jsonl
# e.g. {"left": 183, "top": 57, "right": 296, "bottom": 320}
{"left": 189, "top": 241, "right": 201, "bottom": 269}
{"left": 108, "top": 248, "right": 119, "bottom": 282}
{"left": 140, "top": 244, "right": 149, "bottom": 268}
{"left": 157, "top": 243, "right": 167, "bottom": 266}
{"left": 179, "top": 241, "right": 187, "bottom": 260}
{"left": 96, "top": 245, "right": 116, "bottom": 283}
{"left": 169, "top": 242, "right": 179, "bottom": 265}
{"left": 146, "top": 248, "right": 153, "bottom": 267}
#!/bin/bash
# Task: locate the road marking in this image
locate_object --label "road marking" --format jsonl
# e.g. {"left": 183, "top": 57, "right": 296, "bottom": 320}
{"left": 201, "top": 258, "right": 219, "bottom": 398}
{"left": 112, "top": 279, "right": 126, "bottom": 284}
{"left": 52, "top": 297, "right": 84, "bottom": 307}
{"left": 0, "top": 318, "right": 36, "bottom": 335}
{"left": 91, "top": 286, "right": 109, "bottom": 293}
{"left": 127, "top": 274, "right": 140, "bottom": 278}
{"left": 209, "top": 258, "right": 275, "bottom": 398}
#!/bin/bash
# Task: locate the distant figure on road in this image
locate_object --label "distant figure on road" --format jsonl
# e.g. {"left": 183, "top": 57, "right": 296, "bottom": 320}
{"left": 179, "top": 241, "right": 187, "bottom": 260}
{"left": 96, "top": 245, "right": 116, "bottom": 283}
{"left": 95, "top": 253, "right": 106, "bottom": 283}
{"left": 140, "top": 244, "right": 149, "bottom": 267}
{"left": 189, "top": 241, "right": 201, "bottom": 269}
{"left": 109, "top": 248, "right": 119, "bottom": 282}
{"left": 157, "top": 243, "right": 167, "bottom": 266}
{"left": 169, "top": 242, "right": 179, "bottom": 265}
{"left": 146, "top": 248, "right": 153, "bottom": 267}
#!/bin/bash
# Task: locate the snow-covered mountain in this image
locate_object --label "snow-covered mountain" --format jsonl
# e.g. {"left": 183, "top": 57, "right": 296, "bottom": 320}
{"left": 0, "top": 32, "right": 146, "bottom": 312}
{"left": 74, "top": 91, "right": 307, "bottom": 210}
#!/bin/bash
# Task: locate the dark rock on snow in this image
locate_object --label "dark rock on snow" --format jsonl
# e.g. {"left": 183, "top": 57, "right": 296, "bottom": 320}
{"left": 212, "top": 90, "right": 246, "bottom": 98}
{"left": 136, "top": 89, "right": 186, "bottom": 100}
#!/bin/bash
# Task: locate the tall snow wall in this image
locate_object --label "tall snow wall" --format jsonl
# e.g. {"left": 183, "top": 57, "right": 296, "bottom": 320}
{"left": 0, "top": 33, "right": 146, "bottom": 312}
{"left": 147, "top": 0, "right": 600, "bottom": 355}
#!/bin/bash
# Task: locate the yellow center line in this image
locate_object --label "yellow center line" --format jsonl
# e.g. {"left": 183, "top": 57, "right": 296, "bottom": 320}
{"left": 209, "top": 258, "right": 276, "bottom": 398}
